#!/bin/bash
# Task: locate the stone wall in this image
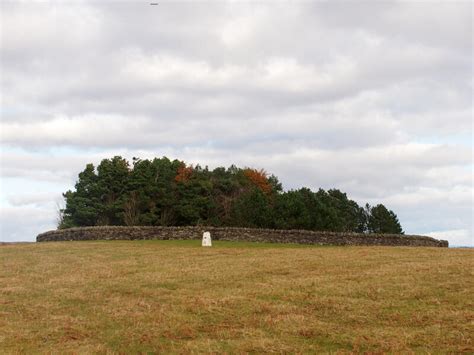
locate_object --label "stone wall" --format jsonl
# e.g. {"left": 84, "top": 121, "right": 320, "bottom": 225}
{"left": 36, "top": 226, "right": 448, "bottom": 247}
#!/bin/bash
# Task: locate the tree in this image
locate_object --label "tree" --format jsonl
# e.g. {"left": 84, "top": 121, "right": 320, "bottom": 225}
{"left": 123, "top": 191, "right": 140, "bottom": 226}
{"left": 96, "top": 156, "right": 130, "bottom": 225}
{"left": 208, "top": 166, "right": 242, "bottom": 225}
{"left": 174, "top": 164, "right": 212, "bottom": 226}
{"left": 243, "top": 168, "right": 272, "bottom": 194}
{"left": 60, "top": 156, "right": 405, "bottom": 234}
{"left": 61, "top": 163, "right": 101, "bottom": 228}
{"left": 366, "top": 204, "right": 404, "bottom": 234}
{"left": 326, "top": 189, "right": 366, "bottom": 232}
{"left": 273, "top": 189, "right": 313, "bottom": 230}
{"left": 230, "top": 188, "right": 272, "bottom": 228}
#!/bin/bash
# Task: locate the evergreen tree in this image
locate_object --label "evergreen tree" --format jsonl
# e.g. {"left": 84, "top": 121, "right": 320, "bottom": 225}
{"left": 230, "top": 188, "right": 272, "bottom": 228}
{"left": 273, "top": 189, "right": 313, "bottom": 230}
{"left": 61, "top": 163, "right": 101, "bottom": 228}
{"left": 366, "top": 204, "right": 404, "bottom": 234}
{"left": 95, "top": 156, "right": 130, "bottom": 225}
{"left": 60, "top": 156, "right": 405, "bottom": 234}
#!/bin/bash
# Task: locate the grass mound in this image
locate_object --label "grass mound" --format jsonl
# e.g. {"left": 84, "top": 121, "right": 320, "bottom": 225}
{"left": 1, "top": 240, "right": 472, "bottom": 352}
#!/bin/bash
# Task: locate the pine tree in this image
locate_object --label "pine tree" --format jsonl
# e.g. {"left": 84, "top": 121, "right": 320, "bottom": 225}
{"left": 366, "top": 204, "right": 404, "bottom": 234}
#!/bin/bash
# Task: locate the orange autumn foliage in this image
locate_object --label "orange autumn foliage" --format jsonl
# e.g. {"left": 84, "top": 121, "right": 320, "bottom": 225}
{"left": 244, "top": 168, "right": 272, "bottom": 194}
{"left": 175, "top": 163, "right": 193, "bottom": 183}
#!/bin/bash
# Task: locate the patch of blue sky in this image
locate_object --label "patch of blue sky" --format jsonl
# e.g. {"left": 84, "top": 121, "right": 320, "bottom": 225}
{"left": 415, "top": 132, "right": 473, "bottom": 147}
{"left": 1, "top": 144, "right": 105, "bottom": 156}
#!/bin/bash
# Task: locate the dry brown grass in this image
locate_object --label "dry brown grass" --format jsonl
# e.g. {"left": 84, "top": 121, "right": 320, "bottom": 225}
{"left": 1, "top": 240, "right": 473, "bottom": 353}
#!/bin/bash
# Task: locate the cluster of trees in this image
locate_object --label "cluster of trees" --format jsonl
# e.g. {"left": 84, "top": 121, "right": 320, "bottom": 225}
{"left": 59, "top": 156, "right": 404, "bottom": 234}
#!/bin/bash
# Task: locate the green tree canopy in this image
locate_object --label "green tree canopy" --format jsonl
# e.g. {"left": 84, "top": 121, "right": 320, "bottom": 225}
{"left": 366, "top": 204, "right": 404, "bottom": 234}
{"left": 60, "top": 156, "right": 404, "bottom": 235}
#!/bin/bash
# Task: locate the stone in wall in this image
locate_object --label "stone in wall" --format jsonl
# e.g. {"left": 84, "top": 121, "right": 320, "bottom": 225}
{"left": 36, "top": 226, "right": 448, "bottom": 247}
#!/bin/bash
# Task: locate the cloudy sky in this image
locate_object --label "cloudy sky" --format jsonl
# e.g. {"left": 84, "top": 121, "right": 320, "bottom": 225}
{"left": 1, "top": 0, "right": 472, "bottom": 246}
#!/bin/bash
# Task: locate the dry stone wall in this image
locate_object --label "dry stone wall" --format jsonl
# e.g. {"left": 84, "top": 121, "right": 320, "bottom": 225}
{"left": 36, "top": 226, "right": 448, "bottom": 247}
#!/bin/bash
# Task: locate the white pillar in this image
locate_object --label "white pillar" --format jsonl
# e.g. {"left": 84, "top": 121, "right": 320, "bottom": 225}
{"left": 202, "top": 231, "right": 212, "bottom": 247}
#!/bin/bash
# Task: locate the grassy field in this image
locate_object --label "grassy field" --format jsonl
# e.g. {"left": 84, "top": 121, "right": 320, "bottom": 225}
{"left": 1, "top": 240, "right": 473, "bottom": 353}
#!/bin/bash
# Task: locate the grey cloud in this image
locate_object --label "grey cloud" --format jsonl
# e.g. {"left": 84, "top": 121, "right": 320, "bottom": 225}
{"left": 2, "top": 2, "right": 470, "bottom": 115}
{"left": 7, "top": 192, "right": 62, "bottom": 207}
{"left": 314, "top": 1, "right": 472, "bottom": 51}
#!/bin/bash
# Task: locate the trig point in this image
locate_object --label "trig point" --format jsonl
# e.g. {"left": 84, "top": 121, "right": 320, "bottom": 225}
{"left": 202, "top": 231, "right": 212, "bottom": 247}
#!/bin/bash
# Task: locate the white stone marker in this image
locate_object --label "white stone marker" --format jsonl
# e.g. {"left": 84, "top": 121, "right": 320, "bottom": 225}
{"left": 202, "top": 231, "right": 212, "bottom": 247}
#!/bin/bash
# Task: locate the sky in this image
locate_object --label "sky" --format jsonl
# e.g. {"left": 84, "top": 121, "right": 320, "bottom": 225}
{"left": 0, "top": 0, "right": 472, "bottom": 246}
